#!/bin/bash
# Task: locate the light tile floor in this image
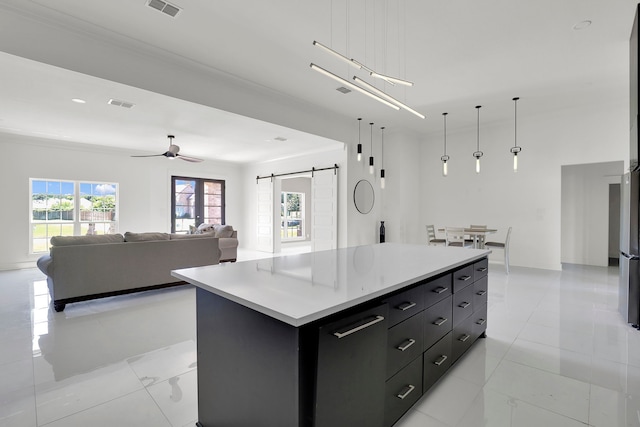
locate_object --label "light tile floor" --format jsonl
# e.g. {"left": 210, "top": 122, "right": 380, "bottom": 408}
{"left": 0, "top": 257, "right": 638, "bottom": 426}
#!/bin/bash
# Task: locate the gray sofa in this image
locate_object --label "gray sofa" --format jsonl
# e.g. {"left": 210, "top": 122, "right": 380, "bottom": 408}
{"left": 37, "top": 232, "right": 220, "bottom": 312}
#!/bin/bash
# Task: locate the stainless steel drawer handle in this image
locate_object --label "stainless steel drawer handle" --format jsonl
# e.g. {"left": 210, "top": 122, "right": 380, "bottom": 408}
{"left": 458, "top": 275, "right": 471, "bottom": 281}
{"left": 459, "top": 334, "right": 470, "bottom": 342}
{"left": 433, "top": 317, "right": 448, "bottom": 326}
{"left": 458, "top": 302, "right": 471, "bottom": 309}
{"left": 432, "top": 286, "right": 449, "bottom": 294}
{"left": 477, "top": 267, "right": 488, "bottom": 272}
{"left": 397, "top": 338, "right": 416, "bottom": 352}
{"left": 397, "top": 301, "right": 417, "bottom": 311}
{"left": 476, "top": 318, "right": 486, "bottom": 326}
{"left": 333, "top": 315, "right": 385, "bottom": 339}
{"left": 434, "top": 355, "right": 448, "bottom": 366}
{"left": 476, "top": 290, "right": 487, "bottom": 296}
{"left": 396, "top": 384, "right": 416, "bottom": 400}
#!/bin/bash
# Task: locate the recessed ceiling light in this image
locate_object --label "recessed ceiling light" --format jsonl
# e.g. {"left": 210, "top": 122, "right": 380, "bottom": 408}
{"left": 71, "top": 98, "right": 86, "bottom": 104}
{"left": 573, "top": 20, "right": 592, "bottom": 30}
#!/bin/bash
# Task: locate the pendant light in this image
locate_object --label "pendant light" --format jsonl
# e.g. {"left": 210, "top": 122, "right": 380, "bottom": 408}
{"left": 441, "top": 113, "right": 450, "bottom": 177}
{"left": 369, "top": 122, "right": 375, "bottom": 175}
{"left": 380, "top": 127, "right": 386, "bottom": 189}
{"left": 473, "top": 106, "right": 483, "bottom": 174}
{"left": 510, "top": 97, "right": 522, "bottom": 172}
{"left": 356, "top": 118, "right": 363, "bottom": 162}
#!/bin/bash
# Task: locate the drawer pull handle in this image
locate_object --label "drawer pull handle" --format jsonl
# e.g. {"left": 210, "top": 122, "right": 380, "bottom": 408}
{"left": 396, "top": 384, "right": 416, "bottom": 400}
{"left": 458, "top": 275, "right": 471, "bottom": 281}
{"left": 477, "top": 267, "right": 488, "bottom": 272}
{"left": 476, "top": 290, "right": 487, "bottom": 296}
{"left": 397, "top": 338, "right": 416, "bottom": 352}
{"left": 333, "top": 315, "right": 385, "bottom": 339}
{"left": 476, "top": 318, "right": 486, "bottom": 326}
{"left": 459, "top": 334, "right": 470, "bottom": 342}
{"left": 433, "top": 317, "right": 448, "bottom": 326}
{"left": 397, "top": 301, "right": 417, "bottom": 311}
{"left": 432, "top": 286, "right": 449, "bottom": 294}
{"left": 434, "top": 355, "right": 448, "bottom": 366}
{"left": 458, "top": 302, "right": 471, "bottom": 309}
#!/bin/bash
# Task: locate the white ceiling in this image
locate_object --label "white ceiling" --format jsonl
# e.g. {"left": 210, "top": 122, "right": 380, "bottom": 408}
{"left": 0, "top": 0, "right": 637, "bottom": 163}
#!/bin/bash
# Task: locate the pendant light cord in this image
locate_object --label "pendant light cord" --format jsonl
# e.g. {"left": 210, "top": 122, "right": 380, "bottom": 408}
{"left": 513, "top": 97, "right": 518, "bottom": 148}
{"left": 443, "top": 113, "right": 447, "bottom": 155}
{"left": 381, "top": 127, "right": 385, "bottom": 167}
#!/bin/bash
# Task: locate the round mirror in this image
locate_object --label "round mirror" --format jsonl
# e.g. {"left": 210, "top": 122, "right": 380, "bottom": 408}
{"left": 354, "top": 179, "right": 375, "bottom": 214}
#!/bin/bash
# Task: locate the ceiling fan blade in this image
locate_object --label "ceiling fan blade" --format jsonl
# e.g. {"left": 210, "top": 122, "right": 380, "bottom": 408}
{"left": 131, "top": 153, "right": 166, "bottom": 158}
{"left": 177, "top": 154, "right": 203, "bottom": 162}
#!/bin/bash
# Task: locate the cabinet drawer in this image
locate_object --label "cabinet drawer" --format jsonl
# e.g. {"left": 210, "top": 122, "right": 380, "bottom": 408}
{"left": 384, "top": 285, "right": 425, "bottom": 328}
{"left": 452, "top": 315, "right": 475, "bottom": 362}
{"left": 473, "top": 304, "right": 488, "bottom": 339}
{"left": 384, "top": 356, "right": 422, "bottom": 427}
{"left": 423, "top": 296, "right": 452, "bottom": 351}
{"left": 387, "top": 312, "right": 424, "bottom": 379}
{"left": 423, "top": 332, "right": 452, "bottom": 393}
{"left": 452, "top": 265, "right": 474, "bottom": 292}
{"left": 424, "top": 274, "right": 452, "bottom": 308}
{"left": 452, "top": 285, "right": 474, "bottom": 327}
{"left": 473, "top": 276, "right": 488, "bottom": 308}
{"left": 473, "top": 258, "right": 489, "bottom": 281}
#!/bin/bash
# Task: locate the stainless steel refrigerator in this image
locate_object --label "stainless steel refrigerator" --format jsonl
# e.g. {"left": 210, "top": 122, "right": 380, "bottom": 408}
{"left": 620, "top": 171, "right": 640, "bottom": 327}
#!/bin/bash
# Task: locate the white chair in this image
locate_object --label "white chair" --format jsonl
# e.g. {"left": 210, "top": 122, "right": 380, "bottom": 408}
{"left": 484, "top": 227, "right": 512, "bottom": 274}
{"left": 445, "top": 227, "right": 473, "bottom": 248}
{"left": 426, "top": 225, "right": 446, "bottom": 246}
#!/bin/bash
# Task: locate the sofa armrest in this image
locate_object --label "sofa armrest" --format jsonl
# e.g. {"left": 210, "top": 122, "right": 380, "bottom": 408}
{"left": 37, "top": 255, "right": 53, "bottom": 277}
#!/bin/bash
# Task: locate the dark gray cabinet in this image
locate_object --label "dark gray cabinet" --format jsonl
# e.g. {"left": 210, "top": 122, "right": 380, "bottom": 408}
{"left": 315, "top": 304, "right": 389, "bottom": 427}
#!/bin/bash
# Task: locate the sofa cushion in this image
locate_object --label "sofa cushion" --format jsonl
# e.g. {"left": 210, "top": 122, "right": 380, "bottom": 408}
{"left": 124, "top": 232, "right": 170, "bottom": 242}
{"left": 170, "top": 232, "right": 215, "bottom": 240}
{"left": 214, "top": 224, "right": 234, "bottom": 238}
{"left": 50, "top": 234, "right": 124, "bottom": 246}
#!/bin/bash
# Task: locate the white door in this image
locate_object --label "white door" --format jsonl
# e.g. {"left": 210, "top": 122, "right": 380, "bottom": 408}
{"left": 257, "top": 179, "right": 276, "bottom": 253}
{"left": 311, "top": 168, "right": 338, "bottom": 252}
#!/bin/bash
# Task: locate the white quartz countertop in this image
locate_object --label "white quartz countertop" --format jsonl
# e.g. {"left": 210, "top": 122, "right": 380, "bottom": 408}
{"left": 172, "top": 243, "right": 490, "bottom": 327}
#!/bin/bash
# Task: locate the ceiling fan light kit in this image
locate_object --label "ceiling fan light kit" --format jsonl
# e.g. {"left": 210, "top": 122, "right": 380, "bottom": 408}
{"left": 131, "top": 135, "right": 203, "bottom": 163}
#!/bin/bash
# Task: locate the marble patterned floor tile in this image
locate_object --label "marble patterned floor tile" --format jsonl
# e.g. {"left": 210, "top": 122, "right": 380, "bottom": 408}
{"left": 589, "top": 383, "right": 640, "bottom": 427}
{"left": 485, "top": 359, "right": 590, "bottom": 423}
{"left": 412, "top": 375, "right": 482, "bottom": 426}
{"left": 147, "top": 369, "right": 197, "bottom": 427}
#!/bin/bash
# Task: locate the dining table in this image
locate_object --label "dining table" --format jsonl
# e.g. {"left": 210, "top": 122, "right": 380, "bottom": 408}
{"left": 438, "top": 227, "right": 498, "bottom": 249}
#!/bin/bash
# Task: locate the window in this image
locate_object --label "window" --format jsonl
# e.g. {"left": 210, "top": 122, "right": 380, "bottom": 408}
{"left": 172, "top": 176, "right": 225, "bottom": 233}
{"left": 30, "top": 179, "right": 118, "bottom": 253}
{"left": 281, "top": 191, "right": 304, "bottom": 240}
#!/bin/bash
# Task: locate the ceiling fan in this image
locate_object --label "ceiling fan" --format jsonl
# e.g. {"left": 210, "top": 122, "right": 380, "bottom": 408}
{"left": 132, "top": 135, "right": 203, "bottom": 162}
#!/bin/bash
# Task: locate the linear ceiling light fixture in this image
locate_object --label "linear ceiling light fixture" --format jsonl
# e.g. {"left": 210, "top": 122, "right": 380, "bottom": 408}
{"left": 510, "top": 97, "right": 522, "bottom": 172}
{"left": 310, "top": 63, "right": 400, "bottom": 110}
{"left": 441, "top": 113, "right": 450, "bottom": 177}
{"left": 353, "top": 76, "right": 425, "bottom": 119}
{"left": 473, "top": 106, "right": 484, "bottom": 174}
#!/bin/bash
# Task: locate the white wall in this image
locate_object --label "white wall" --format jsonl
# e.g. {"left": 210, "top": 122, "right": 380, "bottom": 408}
{"left": 0, "top": 134, "right": 243, "bottom": 270}
{"left": 561, "top": 161, "right": 624, "bottom": 266}
{"left": 419, "top": 102, "right": 628, "bottom": 271}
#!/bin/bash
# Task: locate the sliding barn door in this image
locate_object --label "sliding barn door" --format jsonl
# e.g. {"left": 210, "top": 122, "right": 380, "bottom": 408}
{"left": 257, "top": 179, "right": 276, "bottom": 253}
{"left": 311, "top": 169, "right": 338, "bottom": 252}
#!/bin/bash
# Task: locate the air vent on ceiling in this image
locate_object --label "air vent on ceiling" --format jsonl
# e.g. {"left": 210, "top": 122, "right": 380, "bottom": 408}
{"left": 274, "top": 136, "right": 288, "bottom": 142}
{"left": 147, "top": 0, "right": 181, "bottom": 18}
{"left": 336, "top": 86, "right": 352, "bottom": 94}
{"left": 108, "top": 99, "right": 136, "bottom": 109}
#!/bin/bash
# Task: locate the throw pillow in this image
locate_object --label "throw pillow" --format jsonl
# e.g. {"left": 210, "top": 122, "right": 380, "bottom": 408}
{"left": 196, "top": 223, "right": 216, "bottom": 234}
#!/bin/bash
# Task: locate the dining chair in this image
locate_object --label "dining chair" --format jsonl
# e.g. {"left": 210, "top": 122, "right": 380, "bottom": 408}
{"left": 426, "top": 225, "right": 446, "bottom": 246}
{"left": 470, "top": 224, "right": 487, "bottom": 248}
{"left": 445, "top": 227, "right": 473, "bottom": 248}
{"left": 484, "top": 226, "right": 512, "bottom": 274}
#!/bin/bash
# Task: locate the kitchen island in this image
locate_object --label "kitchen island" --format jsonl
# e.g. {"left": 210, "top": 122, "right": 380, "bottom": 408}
{"left": 172, "top": 243, "right": 491, "bottom": 427}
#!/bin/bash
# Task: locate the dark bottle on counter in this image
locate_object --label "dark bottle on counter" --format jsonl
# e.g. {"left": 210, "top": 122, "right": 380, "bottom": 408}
{"left": 380, "top": 221, "right": 385, "bottom": 243}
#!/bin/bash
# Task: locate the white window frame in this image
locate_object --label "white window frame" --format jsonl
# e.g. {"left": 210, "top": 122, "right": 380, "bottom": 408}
{"left": 29, "top": 178, "right": 119, "bottom": 254}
